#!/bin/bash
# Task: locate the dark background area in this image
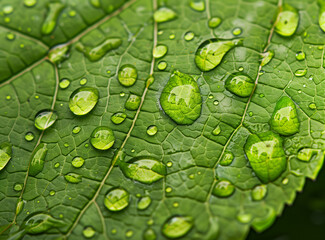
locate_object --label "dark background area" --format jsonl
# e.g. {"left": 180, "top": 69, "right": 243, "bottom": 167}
{"left": 247, "top": 164, "right": 325, "bottom": 240}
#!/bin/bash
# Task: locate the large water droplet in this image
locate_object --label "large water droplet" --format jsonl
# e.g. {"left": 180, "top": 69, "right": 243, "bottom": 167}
{"left": 29, "top": 143, "right": 47, "bottom": 177}
{"left": 153, "top": 7, "right": 176, "bottom": 23}
{"left": 125, "top": 94, "right": 141, "bottom": 111}
{"left": 104, "top": 188, "right": 129, "bottom": 211}
{"left": 24, "top": 0, "right": 37, "bottom": 7}
{"left": 22, "top": 213, "right": 64, "bottom": 234}
{"left": 111, "top": 112, "right": 127, "bottom": 125}
{"left": 270, "top": 96, "right": 299, "bottom": 136}
{"left": 34, "top": 110, "right": 57, "bottom": 130}
{"left": 244, "top": 131, "right": 286, "bottom": 183}
{"left": 90, "top": 126, "right": 115, "bottom": 150}
{"left": 64, "top": 173, "right": 82, "bottom": 183}
{"left": 161, "top": 216, "right": 193, "bottom": 239}
{"left": 220, "top": 152, "right": 234, "bottom": 166}
{"left": 189, "top": 0, "right": 205, "bottom": 11}
{"left": 137, "top": 196, "right": 152, "bottom": 210}
{"left": 143, "top": 228, "right": 156, "bottom": 240}
{"left": 83, "top": 226, "right": 96, "bottom": 238}
{"left": 195, "top": 38, "right": 243, "bottom": 71}
{"left": 76, "top": 38, "right": 122, "bottom": 61}
{"left": 297, "top": 148, "right": 317, "bottom": 162}
{"left": 146, "top": 125, "right": 158, "bottom": 136}
{"left": 212, "top": 180, "right": 235, "bottom": 197}
{"left": 295, "top": 51, "right": 305, "bottom": 61}
{"left": 260, "top": 50, "right": 274, "bottom": 66}
{"left": 153, "top": 45, "right": 168, "bottom": 58}
{"left": 72, "top": 156, "right": 85, "bottom": 168}
{"left": 3, "top": 5, "right": 13, "bottom": 15}
{"left": 318, "top": 1, "right": 325, "bottom": 32}
{"left": 0, "top": 142, "right": 12, "bottom": 171}
{"left": 42, "top": 3, "right": 65, "bottom": 35}
{"left": 208, "top": 17, "right": 221, "bottom": 29}
{"left": 48, "top": 45, "right": 69, "bottom": 64}
{"left": 160, "top": 71, "right": 202, "bottom": 125}
{"left": 118, "top": 64, "right": 137, "bottom": 87}
{"left": 274, "top": 4, "right": 299, "bottom": 37}
{"left": 294, "top": 69, "right": 307, "bottom": 77}
{"left": 69, "top": 87, "right": 99, "bottom": 115}
{"left": 251, "top": 185, "right": 267, "bottom": 201}
{"left": 119, "top": 157, "right": 166, "bottom": 184}
{"left": 225, "top": 73, "right": 254, "bottom": 97}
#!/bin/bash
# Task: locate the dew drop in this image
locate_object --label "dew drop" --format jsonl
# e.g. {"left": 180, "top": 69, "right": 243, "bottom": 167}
{"left": 137, "top": 196, "right": 152, "bottom": 210}
{"left": 274, "top": 4, "right": 299, "bottom": 37}
{"left": 212, "top": 125, "right": 221, "bottom": 136}
{"left": 238, "top": 66, "right": 244, "bottom": 71}
{"left": 167, "top": 161, "right": 173, "bottom": 167}
{"left": 213, "top": 100, "right": 219, "bottom": 106}
{"left": 90, "top": 0, "right": 101, "bottom": 8}
{"left": 308, "top": 102, "right": 317, "bottom": 110}
{"left": 232, "top": 27, "right": 242, "bottom": 36}
{"left": 225, "top": 73, "right": 254, "bottom": 97}
{"left": 260, "top": 50, "right": 274, "bottom": 66}
{"left": 42, "top": 3, "right": 65, "bottom": 35}
{"left": 90, "top": 126, "right": 115, "bottom": 150}
{"left": 169, "top": 33, "right": 175, "bottom": 40}
{"left": 118, "top": 64, "right": 138, "bottom": 87}
{"left": 126, "top": 230, "right": 133, "bottom": 238}
{"left": 125, "top": 94, "right": 141, "bottom": 111}
{"left": 69, "top": 87, "right": 99, "bottom": 115}
{"left": 24, "top": 0, "right": 37, "bottom": 7}
{"left": 83, "top": 226, "right": 96, "bottom": 238}
{"left": 184, "top": 31, "right": 194, "bottom": 41}
{"left": 252, "top": 185, "right": 267, "bottom": 201}
{"left": 64, "top": 173, "right": 82, "bottom": 183}
{"left": 79, "top": 78, "right": 87, "bottom": 86}
{"left": 25, "top": 132, "right": 35, "bottom": 142}
{"left": 54, "top": 162, "right": 60, "bottom": 168}
{"left": 166, "top": 187, "right": 172, "bottom": 193}
{"left": 6, "top": 95, "right": 11, "bottom": 100}
{"left": 189, "top": 0, "right": 205, "bottom": 11}
{"left": 153, "top": 7, "right": 176, "bottom": 23}
{"left": 294, "top": 69, "right": 307, "bottom": 77}
{"left": 34, "top": 110, "right": 57, "bottom": 130}
{"left": 143, "top": 228, "right": 156, "bottom": 240}
{"left": 296, "top": 51, "right": 305, "bottom": 61}
{"left": 6, "top": 33, "right": 15, "bottom": 41}
{"left": 318, "top": 1, "right": 325, "bottom": 32}
{"left": 3, "top": 5, "right": 13, "bottom": 15}
{"left": 147, "top": 125, "right": 158, "bottom": 136}
{"left": 59, "top": 79, "right": 70, "bottom": 89}
{"left": 69, "top": 10, "right": 76, "bottom": 17}
{"left": 153, "top": 45, "right": 168, "bottom": 58}
{"left": 237, "top": 212, "right": 252, "bottom": 224}
{"left": 158, "top": 61, "right": 167, "bottom": 70}
{"left": 161, "top": 216, "right": 193, "bottom": 239}
{"left": 16, "top": 199, "right": 25, "bottom": 216}
{"left": 104, "top": 188, "right": 129, "bottom": 211}
{"left": 220, "top": 152, "right": 234, "bottom": 166}
{"left": 208, "top": 17, "right": 221, "bottom": 28}
{"left": 22, "top": 213, "right": 64, "bottom": 234}
{"left": 212, "top": 180, "right": 235, "bottom": 197}
{"left": 297, "top": 148, "right": 317, "bottom": 162}
{"left": 48, "top": 45, "right": 69, "bottom": 64}
{"left": 49, "top": 190, "right": 56, "bottom": 196}
{"left": 282, "top": 177, "right": 289, "bottom": 185}
{"left": 72, "top": 156, "right": 85, "bottom": 168}
{"left": 120, "top": 92, "right": 125, "bottom": 97}
{"left": 72, "top": 126, "right": 81, "bottom": 134}
{"left": 111, "top": 112, "right": 127, "bottom": 125}
{"left": 14, "top": 183, "right": 23, "bottom": 192}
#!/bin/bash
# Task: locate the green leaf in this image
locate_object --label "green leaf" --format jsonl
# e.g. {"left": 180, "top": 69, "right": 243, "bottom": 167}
{"left": 0, "top": 0, "right": 324, "bottom": 240}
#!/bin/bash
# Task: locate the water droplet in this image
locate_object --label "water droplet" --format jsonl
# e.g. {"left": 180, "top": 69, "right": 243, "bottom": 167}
{"left": 83, "top": 226, "right": 96, "bottom": 238}
{"left": 173, "top": 202, "right": 179, "bottom": 208}
{"left": 64, "top": 173, "right": 82, "bottom": 183}
{"left": 167, "top": 161, "right": 173, "bottom": 167}
{"left": 111, "top": 229, "right": 117, "bottom": 234}
{"left": 259, "top": 93, "right": 265, "bottom": 98}
{"left": 90, "top": 0, "right": 101, "bottom": 8}
{"left": 282, "top": 177, "right": 289, "bottom": 185}
{"left": 14, "top": 183, "right": 23, "bottom": 191}
{"left": 147, "top": 219, "right": 154, "bottom": 226}
{"left": 125, "top": 94, "right": 141, "bottom": 111}
{"left": 232, "top": 27, "right": 242, "bottom": 36}
{"left": 308, "top": 102, "right": 317, "bottom": 110}
{"left": 318, "top": 1, "right": 325, "bottom": 32}
{"left": 16, "top": 199, "right": 25, "bottom": 215}
{"left": 252, "top": 185, "right": 267, "bottom": 201}
{"left": 3, "top": 5, "right": 13, "bottom": 15}
{"left": 158, "top": 30, "right": 164, "bottom": 35}
{"left": 49, "top": 190, "right": 56, "bottom": 196}
{"left": 72, "top": 156, "right": 85, "bottom": 168}
{"left": 184, "top": 31, "right": 194, "bottom": 41}
{"left": 143, "top": 228, "right": 156, "bottom": 240}
{"left": 24, "top": 0, "right": 37, "bottom": 7}
{"left": 208, "top": 17, "right": 221, "bottom": 28}
{"left": 25, "top": 132, "right": 35, "bottom": 142}
{"left": 212, "top": 180, "right": 235, "bottom": 197}
{"left": 22, "top": 213, "right": 64, "bottom": 234}
{"left": 237, "top": 212, "right": 252, "bottom": 224}
{"left": 244, "top": 131, "right": 286, "bottom": 183}
{"left": 119, "top": 157, "right": 166, "bottom": 184}
{"left": 69, "top": 10, "right": 76, "bottom": 17}
{"left": 79, "top": 78, "right": 87, "bottom": 86}
{"left": 111, "top": 112, "right": 127, "bottom": 125}
{"left": 297, "top": 148, "right": 317, "bottom": 162}
{"left": 294, "top": 69, "right": 307, "bottom": 77}
{"left": 131, "top": 149, "right": 135, "bottom": 153}
{"left": 189, "top": 0, "right": 205, "bottom": 11}
{"left": 69, "top": 87, "right": 99, "bottom": 115}
{"left": 153, "top": 45, "right": 168, "bottom": 58}
{"left": 238, "top": 66, "right": 244, "bottom": 72}
{"left": 34, "top": 110, "right": 57, "bottom": 130}
{"left": 76, "top": 38, "right": 122, "bottom": 61}
{"left": 29, "top": 143, "right": 47, "bottom": 177}
{"left": 6, "top": 33, "right": 15, "bottom": 41}
{"left": 225, "top": 73, "right": 254, "bottom": 97}
{"left": 72, "top": 126, "right": 81, "bottom": 134}
{"left": 296, "top": 51, "right": 305, "bottom": 61}
{"left": 59, "top": 79, "right": 70, "bottom": 89}
{"left": 42, "top": 3, "right": 65, "bottom": 35}
{"left": 126, "top": 230, "right": 133, "bottom": 238}
{"left": 270, "top": 96, "right": 299, "bottom": 136}
{"left": 104, "top": 188, "right": 129, "bottom": 211}
{"left": 48, "top": 45, "right": 69, "bottom": 64}
{"left": 118, "top": 64, "right": 138, "bottom": 87}
{"left": 275, "top": 4, "right": 299, "bottom": 37}
{"left": 260, "top": 50, "right": 274, "bottom": 66}
{"left": 162, "top": 216, "right": 193, "bottom": 239}
{"left": 158, "top": 61, "right": 167, "bottom": 70}
{"left": 153, "top": 7, "right": 176, "bottom": 23}
{"left": 169, "top": 33, "right": 175, "bottom": 39}
{"left": 137, "top": 196, "right": 151, "bottom": 210}
{"left": 212, "top": 125, "right": 221, "bottom": 136}
{"left": 146, "top": 76, "right": 155, "bottom": 87}
{"left": 249, "top": 111, "right": 253, "bottom": 117}
{"left": 160, "top": 71, "right": 202, "bottom": 125}
{"left": 195, "top": 38, "right": 243, "bottom": 71}
{"left": 54, "top": 162, "right": 60, "bottom": 168}
{"left": 120, "top": 92, "right": 125, "bottom": 97}
{"left": 90, "top": 127, "right": 115, "bottom": 150}
{"left": 6, "top": 95, "right": 11, "bottom": 100}
{"left": 147, "top": 125, "right": 158, "bottom": 136}
{"left": 213, "top": 100, "right": 219, "bottom": 106}
{"left": 220, "top": 152, "right": 234, "bottom": 166}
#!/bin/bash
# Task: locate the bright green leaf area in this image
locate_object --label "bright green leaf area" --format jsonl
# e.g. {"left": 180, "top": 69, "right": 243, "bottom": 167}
{"left": 0, "top": 0, "right": 325, "bottom": 240}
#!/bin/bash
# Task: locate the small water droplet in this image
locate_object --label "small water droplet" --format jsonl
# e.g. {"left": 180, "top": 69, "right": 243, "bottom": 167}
{"left": 146, "top": 125, "right": 158, "bottom": 136}
{"left": 16, "top": 199, "right": 25, "bottom": 215}
{"left": 147, "top": 219, "right": 154, "bottom": 226}
{"left": 25, "top": 132, "right": 35, "bottom": 142}
{"left": 143, "top": 228, "right": 156, "bottom": 240}
{"left": 34, "top": 110, "right": 57, "bottom": 130}
{"left": 42, "top": 3, "right": 65, "bottom": 35}
{"left": 54, "top": 162, "right": 60, "bottom": 168}
{"left": 69, "top": 10, "right": 76, "bottom": 17}
{"left": 83, "top": 226, "right": 96, "bottom": 238}
{"left": 296, "top": 51, "right": 305, "bottom": 61}
{"left": 238, "top": 66, "right": 244, "bottom": 71}
{"left": 153, "top": 45, "right": 168, "bottom": 58}
{"left": 249, "top": 111, "right": 253, "bottom": 117}
{"left": 153, "top": 7, "right": 176, "bottom": 23}
{"left": 212, "top": 125, "right": 221, "bottom": 136}
{"left": 158, "top": 61, "right": 167, "bottom": 70}
{"left": 260, "top": 50, "right": 274, "bottom": 66}
{"left": 90, "top": 126, "right": 115, "bottom": 150}
{"left": 111, "top": 112, "right": 127, "bottom": 125}
{"left": 294, "top": 69, "right": 307, "bottom": 77}
{"left": 259, "top": 93, "right": 265, "bottom": 98}
{"left": 184, "top": 31, "right": 194, "bottom": 41}
{"left": 69, "top": 87, "right": 99, "bottom": 115}
{"left": 48, "top": 45, "right": 69, "bottom": 64}
{"left": 252, "top": 185, "right": 267, "bottom": 201}
{"left": 232, "top": 27, "right": 242, "bottom": 36}
{"left": 90, "top": 0, "right": 101, "bottom": 8}
{"left": 308, "top": 102, "right": 317, "bottom": 110}
{"left": 111, "top": 229, "right": 117, "bottom": 234}
{"left": 72, "top": 126, "right": 81, "bottom": 134}
{"left": 79, "top": 78, "right": 87, "bottom": 86}
{"left": 14, "top": 183, "right": 23, "bottom": 191}
{"left": 166, "top": 187, "right": 172, "bottom": 193}
{"left": 137, "top": 196, "right": 151, "bottom": 210}
{"left": 120, "top": 92, "right": 125, "bottom": 97}
{"left": 208, "top": 17, "right": 221, "bottom": 29}
{"left": 213, "top": 100, "right": 219, "bottom": 105}
{"left": 24, "top": 0, "right": 37, "bottom": 7}
{"left": 104, "top": 188, "right": 129, "bottom": 211}
{"left": 169, "top": 33, "right": 175, "bottom": 39}
{"left": 225, "top": 73, "right": 254, "bottom": 97}
{"left": 3, "top": 5, "right": 13, "bottom": 15}
{"left": 118, "top": 64, "right": 138, "bottom": 87}
{"left": 220, "top": 152, "right": 234, "bottom": 166}
{"left": 49, "top": 190, "right": 56, "bottom": 196}
{"left": 72, "top": 156, "right": 85, "bottom": 168}
{"left": 237, "top": 212, "right": 252, "bottom": 223}
{"left": 125, "top": 94, "right": 141, "bottom": 111}
{"left": 162, "top": 216, "right": 193, "bottom": 239}
{"left": 212, "top": 180, "right": 235, "bottom": 197}
{"left": 126, "top": 230, "right": 133, "bottom": 238}
{"left": 59, "top": 79, "right": 70, "bottom": 89}
{"left": 6, "top": 33, "right": 15, "bottom": 41}
{"left": 64, "top": 173, "right": 82, "bottom": 183}
{"left": 189, "top": 0, "right": 205, "bottom": 11}
{"left": 167, "top": 161, "right": 173, "bottom": 167}
{"left": 275, "top": 4, "right": 299, "bottom": 37}
{"left": 282, "top": 177, "right": 289, "bottom": 185}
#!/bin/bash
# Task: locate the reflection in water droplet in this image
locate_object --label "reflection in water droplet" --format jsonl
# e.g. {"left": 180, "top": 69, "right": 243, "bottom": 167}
{"left": 90, "top": 126, "right": 115, "bottom": 150}
{"left": 212, "top": 180, "right": 235, "bottom": 197}
{"left": 252, "top": 185, "right": 267, "bottom": 201}
{"left": 208, "top": 17, "right": 221, "bottom": 28}
{"left": 118, "top": 64, "right": 138, "bottom": 87}
{"left": 294, "top": 69, "right": 307, "bottom": 77}
{"left": 162, "top": 216, "right": 194, "bottom": 239}
{"left": 147, "top": 125, "right": 158, "bottom": 136}
{"left": 189, "top": 0, "right": 205, "bottom": 11}
{"left": 275, "top": 4, "right": 299, "bottom": 37}
{"left": 59, "top": 79, "right": 70, "bottom": 89}
{"left": 64, "top": 173, "right": 82, "bottom": 183}
{"left": 143, "top": 228, "right": 157, "bottom": 240}
{"left": 25, "top": 132, "right": 35, "bottom": 142}
{"left": 225, "top": 73, "right": 254, "bottom": 97}
{"left": 72, "top": 126, "right": 81, "bottom": 134}
{"left": 34, "top": 110, "right": 57, "bottom": 130}
{"left": 125, "top": 94, "right": 141, "bottom": 111}
{"left": 42, "top": 3, "right": 65, "bottom": 35}
{"left": 232, "top": 27, "right": 242, "bottom": 36}
{"left": 69, "top": 87, "right": 99, "bottom": 115}
{"left": 72, "top": 157, "right": 85, "bottom": 168}
{"left": 104, "top": 188, "right": 129, "bottom": 211}
{"left": 153, "top": 7, "right": 177, "bottom": 23}
{"left": 296, "top": 51, "right": 305, "bottom": 61}
{"left": 184, "top": 31, "right": 194, "bottom": 41}
{"left": 220, "top": 152, "right": 234, "bottom": 166}
{"left": 29, "top": 143, "right": 47, "bottom": 177}
{"left": 137, "top": 196, "right": 152, "bottom": 210}
{"left": 158, "top": 61, "right": 167, "bottom": 70}
{"left": 83, "top": 226, "right": 96, "bottom": 238}
{"left": 212, "top": 125, "right": 221, "bottom": 136}
{"left": 153, "top": 45, "right": 168, "bottom": 58}
{"left": 111, "top": 112, "right": 127, "bottom": 125}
